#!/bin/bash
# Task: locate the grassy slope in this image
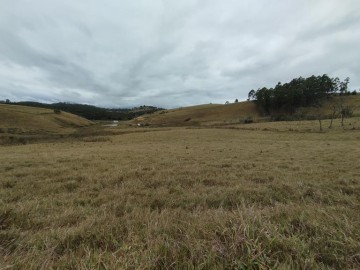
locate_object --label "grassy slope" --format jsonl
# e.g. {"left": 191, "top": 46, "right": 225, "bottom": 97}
{"left": 136, "top": 95, "right": 360, "bottom": 127}
{"left": 1, "top": 122, "right": 359, "bottom": 269}
{"left": 135, "top": 101, "right": 261, "bottom": 126}
{"left": 300, "top": 94, "right": 360, "bottom": 116}
{"left": 0, "top": 104, "right": 93, "bottom": 134}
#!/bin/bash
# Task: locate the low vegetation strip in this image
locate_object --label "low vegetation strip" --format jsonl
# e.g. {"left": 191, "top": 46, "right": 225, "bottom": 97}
{"left": 1, "top": 126, "right": 359, "bottom": 269}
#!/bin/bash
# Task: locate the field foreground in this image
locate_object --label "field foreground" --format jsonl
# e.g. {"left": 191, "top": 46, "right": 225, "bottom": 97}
{"left": 1, "top": 124, "right": 360, "bottom": 269}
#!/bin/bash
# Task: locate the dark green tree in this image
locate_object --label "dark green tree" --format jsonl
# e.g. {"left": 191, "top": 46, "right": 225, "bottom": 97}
{"left": 247, "top": 89, "right": 256, "bottom": 101}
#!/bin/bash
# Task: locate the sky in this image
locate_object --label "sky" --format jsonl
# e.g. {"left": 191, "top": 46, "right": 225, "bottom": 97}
{"left": 1, "top": 0, "right": 359, "bottom": 108}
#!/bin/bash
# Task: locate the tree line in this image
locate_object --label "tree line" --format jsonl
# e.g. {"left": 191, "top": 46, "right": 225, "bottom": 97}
{"left": 7, "top": 101, "right": 164, "bottom": 120}
{"left": 248, "top": 75, "right": 356, "bottom": 115}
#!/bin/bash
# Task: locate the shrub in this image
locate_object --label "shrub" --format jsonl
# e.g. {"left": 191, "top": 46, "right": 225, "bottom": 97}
{"left": 244, "top": 116, "right": 253, "bottom": 124}
{"left": 341, "top": 106, "right": 353, "bottom": 117}
{"left": 54, "top": 109, "right": 61, "bottom": 114}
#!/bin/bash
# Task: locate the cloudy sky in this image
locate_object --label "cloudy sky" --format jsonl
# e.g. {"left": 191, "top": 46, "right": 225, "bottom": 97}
{"left": 1, "top": 0, "right": 359, "bottom": 108}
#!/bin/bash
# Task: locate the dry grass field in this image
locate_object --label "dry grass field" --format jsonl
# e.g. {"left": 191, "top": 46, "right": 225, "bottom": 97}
{"left": 1, "top": 117, "right": 360, "bottom": 269}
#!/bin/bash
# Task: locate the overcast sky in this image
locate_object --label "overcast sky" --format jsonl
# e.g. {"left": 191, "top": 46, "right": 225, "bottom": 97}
{"left": 1, "top": 0, "right": 359, "bottom": 108}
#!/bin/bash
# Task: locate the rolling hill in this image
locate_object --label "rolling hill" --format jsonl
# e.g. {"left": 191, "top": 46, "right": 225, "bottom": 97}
{"left": 134, "top": 101, "right": 261, "bottom": 126}
{"left": 0, "top": 104, "right": 93, "bottom": 135}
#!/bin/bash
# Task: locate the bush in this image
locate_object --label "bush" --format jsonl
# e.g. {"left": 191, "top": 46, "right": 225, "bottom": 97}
{"left": 244, "top": 116, "right": 253, "bottom": 124}
{"left": 54, "top": 109, "right": 61, "bottom": 114}
{"left": 271, "top": 115, "right": 286, "bottom": 121}
{"left": 341, "top": 106, "right": 353, "bottom": 117}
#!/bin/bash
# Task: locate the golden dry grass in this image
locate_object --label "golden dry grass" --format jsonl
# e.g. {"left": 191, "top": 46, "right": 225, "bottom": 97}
{"left": 135, "top": 101, "right": 261, "bottom": 126}
{"left": 298, "top": 95, "right": 360, "bottom": 117}
{"left": 225, "top": 116, "right": 360, "bottom": 133}
{"left": 0, "top": 104, "right": 93, "bottom": 135}
{"left": 1, "top": 119, "right": 360, "bottom": 269}
{"left": 0, "top": 104, "right": 93, "bottom": 145}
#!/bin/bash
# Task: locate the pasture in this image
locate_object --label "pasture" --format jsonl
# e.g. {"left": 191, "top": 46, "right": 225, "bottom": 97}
{"left": 1, "top": 119, "right": 360, "bottom": 269}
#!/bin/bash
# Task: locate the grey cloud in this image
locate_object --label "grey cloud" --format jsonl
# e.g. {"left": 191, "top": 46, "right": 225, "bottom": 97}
{"left": 1, "top": 0, "right": 359, "bottom": 107}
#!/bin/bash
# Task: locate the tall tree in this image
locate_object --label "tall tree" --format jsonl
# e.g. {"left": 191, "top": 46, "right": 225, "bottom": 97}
{"left": 249, "top": 75, "right": 348, "bottom": 116}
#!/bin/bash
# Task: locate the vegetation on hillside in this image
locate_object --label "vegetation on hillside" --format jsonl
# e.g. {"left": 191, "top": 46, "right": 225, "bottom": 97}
{"left": 248, "top": 75, "right": 357, "bottom": 116}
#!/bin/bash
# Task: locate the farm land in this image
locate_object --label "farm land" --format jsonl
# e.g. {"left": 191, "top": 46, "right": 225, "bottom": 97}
{"left": 1, "top": 103, "right": 360, "bottom": 269}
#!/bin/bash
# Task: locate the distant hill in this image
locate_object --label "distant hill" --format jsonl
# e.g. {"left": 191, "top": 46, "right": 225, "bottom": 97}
{"left": 133, "top": 95, "right": 360, "bottom": 127}
{"left": 0, "top": 104, "right": 93, "bottom": 135}
{"left": 133, "top": 101, "right": 261, "bottom": 126}
{"left": 11, "top": 101, "right": 164, "bottom": 120}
